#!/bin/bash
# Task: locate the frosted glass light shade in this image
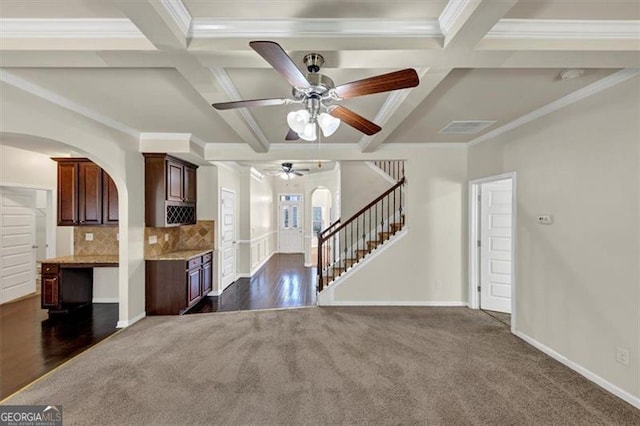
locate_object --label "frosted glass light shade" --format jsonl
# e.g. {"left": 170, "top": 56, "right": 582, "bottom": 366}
{"left": 287, "top": 110, "right": 310, "bottom": 133}
{"left": 299, "top": 122, "right": 317, "bottom": 141}
{"left": 280, "top": 173, "right": 293, "bottom": 180}
{"left": 318, "top": 113, "right": 340, "bottom": 137}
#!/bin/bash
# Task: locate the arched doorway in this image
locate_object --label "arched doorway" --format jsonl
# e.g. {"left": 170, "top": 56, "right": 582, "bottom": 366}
{"left": 310, "top": 187, "right": 332, "bottom": 267}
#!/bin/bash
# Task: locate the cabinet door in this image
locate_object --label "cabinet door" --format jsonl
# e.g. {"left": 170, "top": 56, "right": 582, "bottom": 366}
{"left": 57, "top": 162, "right": 78, "bottom": 225}
{"left": 201, "top": 262, "right": 212, "bottom": 295}
{"left": 41, "top": 275, "right": 59, "bottom": 308}
{"left": 166, "top": 160, "right": 184, "bottom": 202}
{"left": 102, "top": 171, "right": 119, "bottom": 225}
{"left": 187, "top": 268, "right": 201, "bottom": 305}
{"left": 183, "top": 165, "right": 197, "bottom": 203}
{"left": 78, "top": 162, "right": 103, "bottom": 225}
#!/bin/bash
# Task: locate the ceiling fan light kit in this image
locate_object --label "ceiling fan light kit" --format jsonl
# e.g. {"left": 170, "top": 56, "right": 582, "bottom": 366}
{"left": 211, "top": 41, "right": 420, "bottom": 142}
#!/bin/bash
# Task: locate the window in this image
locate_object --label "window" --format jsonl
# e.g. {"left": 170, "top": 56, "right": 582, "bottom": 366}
{"left": 312, "top": 207, "right": 323, "bottom": 234}
{"left": 279, "top": 195, "right": 301, "bottom": 202}
{"left": 291, "top": 206, "right": 298, "bottom": 229}
{"left": 282, "top": 206, "right": 289, "bottom": 228}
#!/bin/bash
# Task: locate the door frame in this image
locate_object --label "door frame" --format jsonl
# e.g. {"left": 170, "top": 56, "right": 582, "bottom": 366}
{"left": 277, "top": 193, "right": 304, "bottom": 253}
{"left": 468, "top": 172, "right": 517, "bottom": 334}
{"left": 219, "top": 188, "right": 237, "bottom": 292}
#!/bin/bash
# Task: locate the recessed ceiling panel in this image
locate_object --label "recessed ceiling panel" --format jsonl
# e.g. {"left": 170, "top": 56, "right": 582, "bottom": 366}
{"left": 0, "top": 0, "right": 125, "bottom": 18}
{"left": 8, "top": 68, "right": 244, "bottom": 143}
{"left": 184, "top": 0, "right": 449, "bottom": 19}
{"left": 506, "top": 0, "right": 640, "bottom": 20}
{"left": 224, "top": 67, "right": 391, "bottom": 144}
{"left": 389, "top": 68, "right": 618, "bottom": 143}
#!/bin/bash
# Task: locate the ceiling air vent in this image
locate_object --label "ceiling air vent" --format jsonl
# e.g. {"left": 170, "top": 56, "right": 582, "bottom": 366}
{"left": 439, "top": 120, "right": 496, "bottom": 134}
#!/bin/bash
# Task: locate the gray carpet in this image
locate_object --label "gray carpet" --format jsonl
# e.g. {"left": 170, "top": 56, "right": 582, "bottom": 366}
{"left": 4, "top": 307, "right": 639, "bottom": 425}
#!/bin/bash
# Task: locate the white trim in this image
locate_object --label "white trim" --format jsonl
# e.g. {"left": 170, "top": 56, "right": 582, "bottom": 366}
{"left": 158, "top": 0, "right": 192, "bottom": 37}
{"left": 0, "top": 182, "right": 55, "bottom": 191}
{"left": 468, "top": 69, "right": 640, "bottom": 147}
{"left": 237, "top": 230, "right": 277, "bottom": 245}
{"left": 116, "top": 311, "right": 146, "bottom": 328}
{"left": 365, "top": 161, "right": 397, "bottom": 185}
{"left": 0, "top": 18, "right": 145, "bottom": 39}
{"left": 207, "top": 288, "right": 223, "bottom": 297}
{"left": 487, "top": 19, "right": 640, "bottom": 40}
{"left": 209, "top": 67, "right": 270, "bottom": 153}
{"left": 468, "top": 172, "right": 517, "bottom": 334}
{"left": 191, "top": 18, "right": 441, "bottom": 38}
{"left": 327, "top": 300, "right": 467, "bottom": 306}
{"left": 236, "top": 273, "right": 251, "bottom": 278}
{"left": 270, "top": 142, "right": 357, "bottom": 151}
{"left": 92, "top": 297, "right": 119, "bottom": 304}
{"left": 0, "top": 70, "right": 139, "bottom": 138}
{"left": 211, "top": 161, "right": 241, "bottom": 172}
{"left": 250, "top": 167, "right": 264, "bottom": 182}
{"left": 378, "top": 142, "right": 469, "bottom": 150}
{"left": 139, "top": 132, "right": 192, "bottom": 141}
{"left": 304, "top": 263, "right": 312, "bottom": 267}
{"left": 439, "top": 0, "right": 472, "bottom": 36}
{"left": 250, "top": 251, "right": 276, "bottom": 276}
{"left": 515, "top": 331, "right": 640, "bottom": 409}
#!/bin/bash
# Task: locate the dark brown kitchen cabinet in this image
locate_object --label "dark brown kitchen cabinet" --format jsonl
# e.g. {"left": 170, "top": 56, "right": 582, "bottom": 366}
{"left": 53, "top": 158, "right": 118, "bottom": 226}
{"left": 143, "top": 153, "right": 198, "bottom": 227}
{"left": 41, "top": 271, "right": 60, "bottom": 308}
{"left": 145, "top": 250, "right": 214, "bottom": 315}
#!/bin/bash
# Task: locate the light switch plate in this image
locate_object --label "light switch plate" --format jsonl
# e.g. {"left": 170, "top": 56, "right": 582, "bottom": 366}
{"left": 538, "top": 215, "right": 553, "bottom": 225}
{"left": 85, "top": 233, "right": 94, "bottom": 241}
{"left": 164, "top": 234, "right": 169, "bottom": 242}
{"left": 149, "top": 235, "right": 158, "bottom": 245}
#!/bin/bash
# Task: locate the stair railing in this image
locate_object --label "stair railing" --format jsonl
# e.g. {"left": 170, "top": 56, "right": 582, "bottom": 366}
{"left": 317, "top": 177, "right": 406, "bottom": 291}
{"left": 373, "top": 160, "right": 405, "bottom": 182}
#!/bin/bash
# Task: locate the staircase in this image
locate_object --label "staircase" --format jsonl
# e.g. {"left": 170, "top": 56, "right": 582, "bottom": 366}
{"left": 317, "top": 161, "right": 406, "bottom": 291}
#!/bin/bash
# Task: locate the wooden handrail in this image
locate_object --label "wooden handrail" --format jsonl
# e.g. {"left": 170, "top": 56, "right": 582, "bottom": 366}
{"left": 320, "top": 177, "right": 405, "bottom": 242}
{"left": 319, "top": 219, "right": 341, "bottom": 238}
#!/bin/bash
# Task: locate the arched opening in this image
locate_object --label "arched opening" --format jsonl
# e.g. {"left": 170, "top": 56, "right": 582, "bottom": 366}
{"left": 310, "top": 187, "right": 332, "bottom": 267}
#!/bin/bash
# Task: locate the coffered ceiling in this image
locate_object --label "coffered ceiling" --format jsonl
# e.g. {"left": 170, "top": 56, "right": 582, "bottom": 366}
{"left": 0, "top": 0, "right": 638, "bottom": 157}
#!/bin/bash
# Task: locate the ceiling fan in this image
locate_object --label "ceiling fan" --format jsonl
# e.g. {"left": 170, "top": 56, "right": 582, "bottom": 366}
{"left": 265, "top": 162, "right": 310, "bottom": 180}
{"left": 212, "top": 41, "right": 420, "bottom": 141}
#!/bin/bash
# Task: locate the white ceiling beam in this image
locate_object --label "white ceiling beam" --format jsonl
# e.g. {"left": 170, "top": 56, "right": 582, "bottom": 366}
{"left": 112, "top": 0, "right": 189, "bottom": 50}
{"left": 442, "top": 0, "right": 518, "bottom": 49}
{"left": 360, "top": 67, "right": 453, "bottom": 153}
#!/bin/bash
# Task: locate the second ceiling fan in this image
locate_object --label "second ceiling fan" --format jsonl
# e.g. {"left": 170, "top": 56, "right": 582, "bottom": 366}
{"left": 212, "top": 41, "right": 419, "bottom": 141}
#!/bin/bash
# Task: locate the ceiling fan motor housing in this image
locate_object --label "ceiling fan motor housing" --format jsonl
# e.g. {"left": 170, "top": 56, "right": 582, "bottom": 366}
{"left": 303, "top": 53, "right": 324, "bottom": 73}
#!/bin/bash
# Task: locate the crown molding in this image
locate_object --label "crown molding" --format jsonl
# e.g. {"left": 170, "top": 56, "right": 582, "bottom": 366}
{"left": 0, "top": 18, "right": 144, "bottom": 38}
{"left": 270, "top": 143, "right": 357, "bottom": 151}
{"left": 209, "top": 67, "right": 270, "bottom": 153}
{"left": 439, "top": 0, "right": 473, "bottom": 36}
{"left": 0, "top": 70, "right": 139, "bottom": 138}
{"left": 486, "top": 19, "right": 640, "bottom": 40}
{"left": 191, "top": 18, "right": 441, "bottom": 39}
{"left": 468, "top": 68, "right": 640, "bottom": 147}
{"left": 158, "top": 0, "right": 192, "bottom": 37}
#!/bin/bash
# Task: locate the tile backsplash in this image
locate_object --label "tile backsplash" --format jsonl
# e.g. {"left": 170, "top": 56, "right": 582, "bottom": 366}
{"left": 145, "top": 220, "right": 215, "bottom": 257}
{"left": 74, "top": 226, "right": 119, "bottom": 256}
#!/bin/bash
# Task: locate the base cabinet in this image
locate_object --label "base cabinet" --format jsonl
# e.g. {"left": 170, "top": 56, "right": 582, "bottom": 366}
{"left": 40, "top": 264, "right": 94, "bottom": 313}
{"left": 146, "top": 251, "right": 214, "bottom": 315}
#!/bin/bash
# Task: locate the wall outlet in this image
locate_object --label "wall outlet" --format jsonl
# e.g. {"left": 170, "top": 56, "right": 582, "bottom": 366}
{"left": 164, "top": 233, "right": 169, "bottom": 242}
{"left": 537, "top": 215, "right": 553, "bottom": 225}
{"left": 116, "top": 233, "right": 119, "bottom": 241}
{"left": 616, "top": 346, "right": 630, "bottom": 366}
{"left": 85, "top": 233, "right": 94, "bottom": 241}
{"left": 148, "top": 235, "right": 158, "bottom": 245}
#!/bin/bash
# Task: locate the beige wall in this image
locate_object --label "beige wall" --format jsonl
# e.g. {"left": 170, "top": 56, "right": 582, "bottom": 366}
{"left": 216, "top": 163, "right": 240, "bottom": 291}
{"left": 340, "top": 161, "right": 390, "bottom": 220}
{"left": 249, "top": 173, "right": 277, "bottom": 273}
{"left": 321, "top": 149, "right": 468, "bottom": 304}
{"left": 468, "top": 77, "right": 640, "bottom": 399}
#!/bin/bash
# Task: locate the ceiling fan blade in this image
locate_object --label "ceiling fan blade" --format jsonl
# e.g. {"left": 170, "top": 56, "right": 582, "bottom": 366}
{"left": 334, "top": 69, "right": 419, "bottom": 100}
{"left": 250, "top": 41, "right": 311, "bottom": 89}
{"left": 212, "top": 98, "right": 287, "bottom": 110}
{"left": 285, "top": 129, "right": 300, "bottom": 141}
{"left": 328, "top": 106, "right": 381, "bottom": 136}
{"left": 294, "top": 168, "right": 311, "bottom": 172}
{"left": 293, "top": 171, "right": 304, "bottom": 176}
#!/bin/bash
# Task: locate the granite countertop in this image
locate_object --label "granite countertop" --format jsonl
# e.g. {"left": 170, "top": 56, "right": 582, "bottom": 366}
{"left": 39, "top": 255, "right": 119, "bottom": 265}
{"left": 145, "top": 248, "right": 214, "bottom": 261}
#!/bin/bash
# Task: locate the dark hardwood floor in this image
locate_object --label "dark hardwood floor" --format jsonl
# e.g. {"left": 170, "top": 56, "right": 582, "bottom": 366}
{"left": 189, "top": 253, "right": 316, "bottom": 314}
{"left": 0, "top": 296, "right": 119, "bottom": 399}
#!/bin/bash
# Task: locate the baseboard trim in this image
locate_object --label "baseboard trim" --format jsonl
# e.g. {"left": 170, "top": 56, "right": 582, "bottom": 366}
{"left": 304, "top": 262, "right": 312, "bottom": 267}
{"left": 325, "top": 301, "right": 467, "bottom": 307}
{"left": 515, "top": 331, "right": 640, "bottom": 409}
{"left": 207, "top": 289, "right": 222, "bottom": 296}
{"left": 250, "top": 251, "right": 276, "bottom": 276}
{"left": 116, "top": 311, "right": 146, "bottom": 328}
{"left": 92, "top": 298, "right": 119, "bottom": 303}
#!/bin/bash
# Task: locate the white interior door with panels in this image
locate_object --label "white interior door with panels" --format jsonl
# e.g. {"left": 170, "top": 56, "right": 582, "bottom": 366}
{"left": 220, "top": 189, "right": 237, "bottom": 289}
{"left": 279, "top": 194, "right": 303, "bottom": 253}
{"left": 480, "top": 179, "right": 513, "bottom": 313}
{"left": 0, "top": 187, "right": 37, "bottom": 303}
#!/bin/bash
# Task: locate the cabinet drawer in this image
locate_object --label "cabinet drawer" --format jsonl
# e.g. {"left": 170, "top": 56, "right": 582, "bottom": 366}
{"left": 42, "top": 263, "right": 59, "bottom": 274}
{"left": 187, "top": 257, "right": 202, "bottom": 270}
{"left": 202, "top": 252, "right": 212, "bottom": 263}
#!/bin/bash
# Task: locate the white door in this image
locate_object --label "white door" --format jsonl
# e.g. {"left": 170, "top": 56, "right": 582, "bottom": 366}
{"left": 220, "top": 189, "right": 236, "bottom": 289}
{"left": 279, "top": 194, "right": 303, "bottom": 253}
{"left": 480, "top": 179, "right": 513, "bottom": 313}
{"left": 0, "top": 187, "right": 37, "bottom": 303}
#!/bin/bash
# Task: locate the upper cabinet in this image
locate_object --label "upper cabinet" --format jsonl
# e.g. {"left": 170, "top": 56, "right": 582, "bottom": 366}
{"left": 53, "top": 158, "right": 118, "bottom": 226}
{"left": 143, "top": 154, "right": 198, "bottom": 227}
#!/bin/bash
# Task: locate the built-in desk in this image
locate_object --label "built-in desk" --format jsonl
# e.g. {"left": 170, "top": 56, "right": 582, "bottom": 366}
{"left": 40, "top": 255, "right": 119, "bottom": 315}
